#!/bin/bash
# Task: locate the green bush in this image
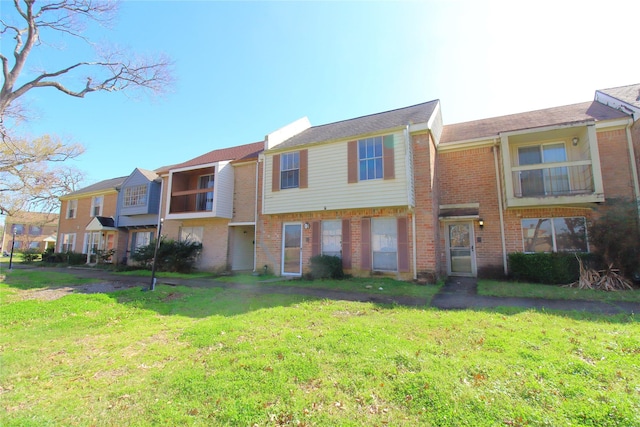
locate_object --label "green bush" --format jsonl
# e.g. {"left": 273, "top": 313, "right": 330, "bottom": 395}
{"left": 508, "top": 252, "right": 598, "bottom": 285}
{"left": 43, "top": 251, "right": 87, "bottom": 265}
{"left": 309, "top": 255, "right": 344, "bottom": 279}
{"left": 131, "top": 239, "right": 202, "bottom": 273}
{"left": 20, "top": 248, "right": 41, "bottom": 263}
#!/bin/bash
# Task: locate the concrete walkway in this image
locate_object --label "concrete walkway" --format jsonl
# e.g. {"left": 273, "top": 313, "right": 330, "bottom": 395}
{"left": 3, "top": 265, "right": 638, "bottom": 314}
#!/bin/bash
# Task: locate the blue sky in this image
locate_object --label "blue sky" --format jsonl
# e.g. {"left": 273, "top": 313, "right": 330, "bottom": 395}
{"left": 7, "top": 0, "right": 640, "bottom": 186}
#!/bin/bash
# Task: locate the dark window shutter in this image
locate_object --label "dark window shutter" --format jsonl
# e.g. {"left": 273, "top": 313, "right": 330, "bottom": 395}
{"left": 130, "top": 232, "right": 137, "bottom": 253}
{"left": 311, "top": 221, "right": 321, "bottom": 257}
{"left": 299, "top": 149, "right": 308, "bottom": 189}
{"left": 361, "top": 218, "right": 371, "bottom": 270}
{"left": 383, "top": 135, "right": 395, "bottom": 180}
{"left": 272, "top": 154, "right": 280, "bottom": 192}
{"left": 347, "top": 140, "right": 358, "bottom": 183}
{"left": 342, "top": 219, "right": 352, "bottom": 269}
{"left": 397, "top": 217, "right": 409, "bottom": 272}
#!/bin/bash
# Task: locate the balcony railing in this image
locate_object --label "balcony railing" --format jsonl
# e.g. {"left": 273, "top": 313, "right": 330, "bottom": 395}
{"left": 512, "top": 163, "right": 594, "bottom": 198}
{"left": 169, "top": 188, "right": 214, "bottom": 214}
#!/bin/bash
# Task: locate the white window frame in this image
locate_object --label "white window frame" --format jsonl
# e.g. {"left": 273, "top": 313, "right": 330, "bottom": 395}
{"left": 358, "top": 136, "right": 383, "bottom": 181}
{"left": 61, "top": 233, "right": 76, "bottom": 252}
{"left": 321, "top": 220, "right": 342, "bottom": 258}
{"left": 124, "top": 185, "right": 148, "bottom": 207}
{"left": 179, "top": 226, "right": 204, "bottom": 244}
{"left": 280, "top": 152, "right": 300, "bottom": 189}
{"left": 196, "top": 174, "right": 215, "bottom": 212}
{"left": 66, "top": 199, "right": 78, "bottom": 219}
{"left": 521, "top": 216, "right": 588, "bottom": 253}
{"left": 371, "top": 217, "right": 398, "bottom": 271}
{"left": 91, "top": 196, "right": 104, "bottom": 217}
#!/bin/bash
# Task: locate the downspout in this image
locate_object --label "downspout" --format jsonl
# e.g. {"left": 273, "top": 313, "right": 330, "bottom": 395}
{"left": 405, "top": 124, "right": 418, "bottom": 280}
{"left": 157, "top": 177, "right": 164, "bottom": 230}
{"left": 625, "top": 122, "right": 640, "bottom": 220}
{"left": 253, "top": 159, "right": 259, "bottom": 272}
{"left": 493, "top": 143, "right": 508, "bottom": 276}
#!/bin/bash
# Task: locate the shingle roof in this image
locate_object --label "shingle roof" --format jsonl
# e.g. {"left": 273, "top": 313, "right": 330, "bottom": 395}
{"left": 62, "top": 176, "right": 127, "bottom": 198}
{"left": 160, "top": 141, "right": 265, "bottom": 172}
{"left": 273, "top": 100, "right": 440, "bottom": 150}
{"left": 137, "top": 168, "right": 160, "bottom": 181}
{"left": 597, "top": 83, "right": 640, "bottom": 109}
{"left": 440, "top": 101, "right": 629, "bottom": 144}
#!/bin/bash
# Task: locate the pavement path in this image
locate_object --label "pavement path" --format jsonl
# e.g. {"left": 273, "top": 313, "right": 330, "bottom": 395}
{"left": 3, "top": 265, "right": 638, "bottom": 314}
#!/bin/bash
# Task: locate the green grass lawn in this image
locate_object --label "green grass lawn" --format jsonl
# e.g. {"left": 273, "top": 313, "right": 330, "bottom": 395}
{"left": 1, "top": 270, "right": 638, "bottom": 426}
{"left": 479, "top": 279, "right": 640, "bottom": 303}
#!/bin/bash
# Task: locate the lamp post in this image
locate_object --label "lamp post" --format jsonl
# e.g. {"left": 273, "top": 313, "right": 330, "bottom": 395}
{"left": 149, "top": 218, "right": 164, "bottom": 291}
{"left": 8, "top": 231, "right": 16, "bottom": 270}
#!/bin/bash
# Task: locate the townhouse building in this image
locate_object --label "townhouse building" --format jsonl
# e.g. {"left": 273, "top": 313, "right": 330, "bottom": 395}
{"left": 58, "top": 176, "right": 125, "bottom": 262}
{"left": 256, "top": 101, "right": 443, "bottom": 280}
{"left": 156, "top": 141, "right": 264, "bottom": 271}
{"left": 1, "top": 211, "right": 58, "bottom": 254}
{"left": 56, "top": 83, "right": 639, "bottom": 280}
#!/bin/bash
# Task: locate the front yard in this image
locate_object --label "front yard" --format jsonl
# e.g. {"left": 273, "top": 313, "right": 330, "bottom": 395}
{"left": 1, "top": 269, "right": 638, "bottom": 426}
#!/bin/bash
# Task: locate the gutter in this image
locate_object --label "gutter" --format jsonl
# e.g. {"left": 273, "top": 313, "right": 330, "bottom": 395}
{"left": 405, "top": 124, "right": 418, "bottom": 281}
{"left": 492, "top": 142, "right": 508, "bottom": 276}
{"left": 254, "top": 159, "right": 259, "bottom": 272}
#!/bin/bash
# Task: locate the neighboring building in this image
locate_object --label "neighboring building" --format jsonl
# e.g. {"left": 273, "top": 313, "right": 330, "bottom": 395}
{"left": 437, "top": 100, "right": 639, "bottom": 277}
{"left": 1, "top": 211, "right": 58, "bottom": 254}
{"left": 594, "top": 83, "right": 640, "bottom": 216}
{"left": 115, "top": 168, "right": 163, "bottom": 264}
{"left": 57, "top": 176, "right": 126, "bottom": 263}
{"left": 256, "top": 101, "right": 443, "bottom": 280}
{"left": 157, "top": 141, "right": 264, "bottom": 271}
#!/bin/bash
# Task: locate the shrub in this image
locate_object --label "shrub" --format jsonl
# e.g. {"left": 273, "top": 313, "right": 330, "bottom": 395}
{"left": 309, "top": 255, "right": 344, "bottom": 279}
{"left": 43, "top": 251, "right": 87, "bottom": 265}
{"left": 131, "top": 239, "right": 202, "bottom": 273}
{"left": 508, "top": 252, "right": 599, "bottom": 285}
{"left": 589, "top": 198, "right": 640, "bottom": 278}
{"left": 20, "top": 248, "right": 41, "bottom": 263}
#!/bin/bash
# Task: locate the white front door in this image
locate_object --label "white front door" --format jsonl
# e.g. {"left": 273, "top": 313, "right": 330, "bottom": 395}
{"left": 446, "top": 222, "right": 476, "bottom": 277}
{"left": 282, "top": 223, "right": 302, "bottom": 275}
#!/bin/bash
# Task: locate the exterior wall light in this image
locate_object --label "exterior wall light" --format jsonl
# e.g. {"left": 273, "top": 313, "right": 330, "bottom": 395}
{"left": 304, "top": 222, "right": 310, "bottom": 229}
{"left": 572, "top": 137, "right": 579, "bottom": 146}
{"left": 478, "top": 219, "right": 484, "bottom": 228}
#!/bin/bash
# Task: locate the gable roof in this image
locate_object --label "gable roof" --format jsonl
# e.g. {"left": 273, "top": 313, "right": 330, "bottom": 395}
{"left": 137, "top": 168, "right": 160, "bottom": 181}
{"left": 272, "top": 100, "right": 440, "bottom": 150}
{"left": 440, "top": 101, "right": 629, "bottom": 144}
{"left": 159, "top": 141, "right": 265, "bottom": 172}
{"left": 61, "top": 176, "right": 127, "bottom": 199}
{"left": 597, "top": 83, "right": 640, "bottom": 110}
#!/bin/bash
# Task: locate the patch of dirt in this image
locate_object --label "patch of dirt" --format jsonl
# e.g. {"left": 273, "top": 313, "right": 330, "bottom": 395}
{"left": 12, "top": 281, "right": 145, "bottom": 301}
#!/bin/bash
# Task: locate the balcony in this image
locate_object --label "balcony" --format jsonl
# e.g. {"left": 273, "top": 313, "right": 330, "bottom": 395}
{"left": 166, "top": 162, "right": 234, "bottom": 220}
{"left": 501, "top": 123, "right": 604, "bottom": 208}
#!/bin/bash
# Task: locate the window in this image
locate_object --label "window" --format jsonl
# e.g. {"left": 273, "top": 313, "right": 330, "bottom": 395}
{"left": 280, "top": 152, "right": 300, "bottom": 189}
{"left": 124, "top": 185, "right": 147, "bottom": 207}
{"left": 522, "top": 217, "right": 587, "bottom": 253}
{"left": 61, "top": 233, "right": 76, "bottom": 252}
{"left": 179, "top": 226, "right": 204, "bottom": 244}
{"left": 359, "top": 137, "right": 383, "bottom": 181}
{"left": 371, "top": 218, "right": 397, "bottom": 271}
{"left": 11, "top": 224, "right": 24, "bottom": 235}
{"left": 13, "top": 241, "right": 22, "bottom": 250}
{"left": 196, "top": 174, "right": 215, "bottom": 211}
{"left": 29, "top": 225, "right": 42, "bottom": 236}
{"left": 322, "top": 220, "right": 342, "bottom": 258}
{"left": 29, "top": 241, "right": 40, "bottom": 250}
{"left": 91, "top": 196, "right": 103, "bottom": 217}
{"left": 518, "top": 143, "right": 570, "bottom": 197}
{"left": 133, "top": 232, "right": 152, "bottom": 250}
{"left": 66, "top": 199, "right": 77, "bottom": 219}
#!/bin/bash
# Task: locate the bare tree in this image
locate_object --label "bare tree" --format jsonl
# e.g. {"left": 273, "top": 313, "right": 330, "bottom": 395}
{"left": 0, "top": 0, "right": 173, "bottom": 214}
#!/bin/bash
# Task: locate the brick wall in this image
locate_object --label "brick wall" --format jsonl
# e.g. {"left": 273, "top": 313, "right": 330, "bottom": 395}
{"left": 597, "top": 129, "right": 636, "bottom": 199}
{"left": 162, "top": 217, "right": 230, "bottom": 271}
{"left": 437, "top": 145, "right": 504, "bottom": 276}
{"left": 232, "top": 162, "right": 258, "bottom": 223}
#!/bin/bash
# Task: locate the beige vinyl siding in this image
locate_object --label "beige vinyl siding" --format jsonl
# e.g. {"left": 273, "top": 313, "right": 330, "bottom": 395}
{"left": 264, "top": 131, "right": 409, "bottom": 214}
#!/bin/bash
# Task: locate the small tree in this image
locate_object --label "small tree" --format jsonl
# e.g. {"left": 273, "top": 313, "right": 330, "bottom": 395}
{"left": 589, "top": 198, "right": 640, "bottom": 278}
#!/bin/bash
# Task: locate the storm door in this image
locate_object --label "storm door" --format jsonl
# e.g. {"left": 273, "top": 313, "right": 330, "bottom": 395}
{"left": 446, "top": 222, "right": 476, "bottom": 276}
